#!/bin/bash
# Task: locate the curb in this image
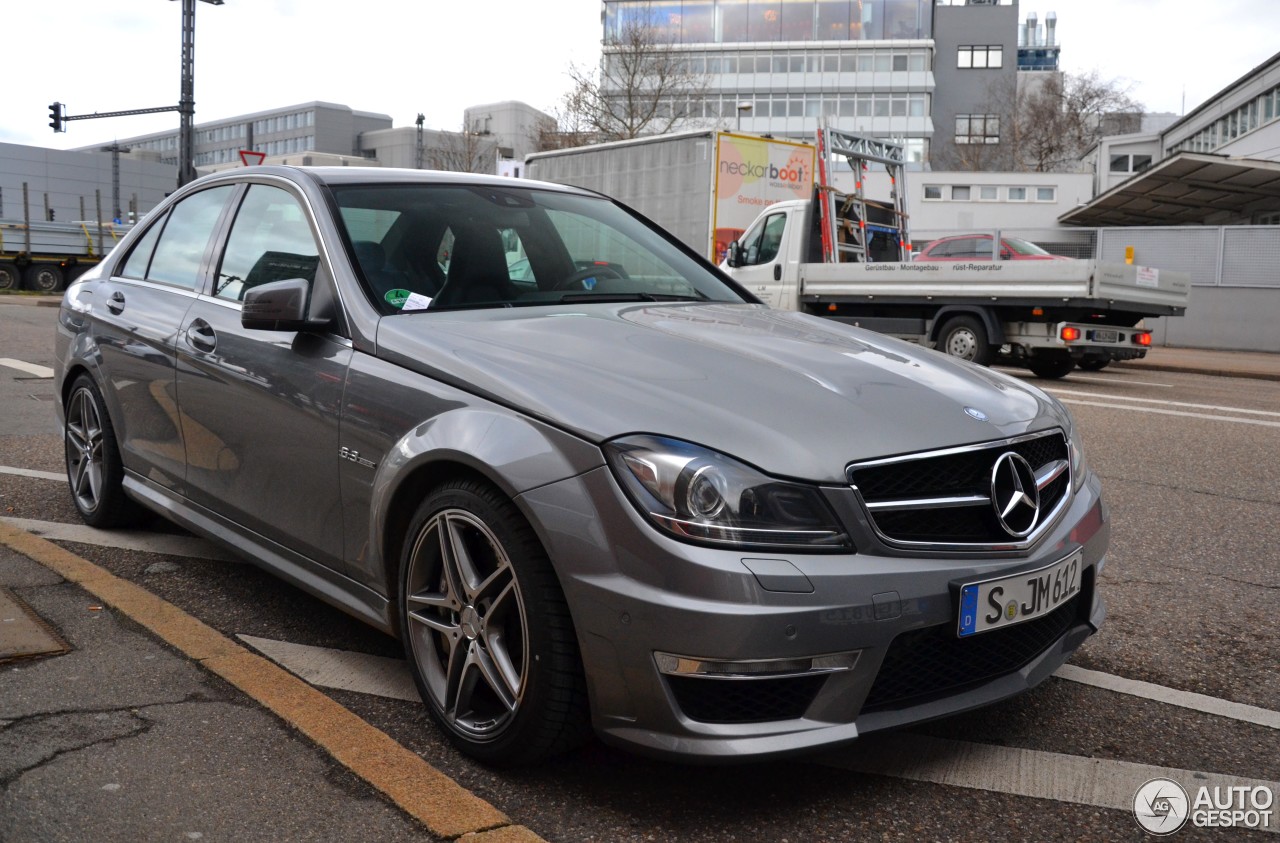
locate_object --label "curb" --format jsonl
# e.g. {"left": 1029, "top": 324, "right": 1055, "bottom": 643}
{"left": 0, "top": 520, "right": 546, "bottom": 842}
{"left": 1110, "top": 361, "right": 1280, "bottom": 383}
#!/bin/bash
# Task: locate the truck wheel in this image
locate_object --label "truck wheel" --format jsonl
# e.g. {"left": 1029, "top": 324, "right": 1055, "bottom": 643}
{"left": 1028, "top": 354, "right": 1076, "bottom": 379}
{"left": 1077, "top": 357, "right": 1110, "bottom": 371}
{"left": 399, "top": 478, "right": 589, "bottom": 765}
{"left": 0, "top": 263, "right": 19, "bottom": 290}
{"left": 64, "top": 374, "right": 145, "bottom": 528}
{"left": 24, "top": 264, "right": 64, "bottom": 293}
{"left": 939, "top": 316, "right": 995, "bottom": 366}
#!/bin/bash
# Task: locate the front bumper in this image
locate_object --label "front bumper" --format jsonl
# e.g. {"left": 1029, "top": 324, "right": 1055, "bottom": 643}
{"left": 518, "top": 466, "right": 1108, "bottom": 761}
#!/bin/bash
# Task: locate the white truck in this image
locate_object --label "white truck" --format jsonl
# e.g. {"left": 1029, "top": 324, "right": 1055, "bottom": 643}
{"left": 722, "top": 196, "right": 1191, "bottom": 378}
{"left": 720, "top": 129, "right": 1191, "bottom": 378}
{"left": 526, "top": 130, "right": 816, "bottom": 264}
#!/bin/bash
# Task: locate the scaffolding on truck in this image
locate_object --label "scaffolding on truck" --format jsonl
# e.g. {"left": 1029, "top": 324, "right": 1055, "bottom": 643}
{"left": 814, "top": 128, "right": 911, "bottom": 263}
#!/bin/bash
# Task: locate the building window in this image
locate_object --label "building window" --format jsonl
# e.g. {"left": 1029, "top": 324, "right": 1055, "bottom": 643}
{"left": 957, "top": 46, "right": 1003, "bottom": 69}
{"left": 1256, "top": 211, "right": 1280, "bottom": 225}
{"left": 1008, "top": 187, "right": 1027, "bottom": 201}
{"left": 956, "top": 114, "right": 999, "bottom": 144}
{"left": 951, "top": 186, "right": 971, "bottom": 201}
{"left": 978, "top": 186, "right": 998, "bottom": 201}
{"left": 924, "top": 185, "right": 943, "bottom": 200}
{"left": 1035, "top": 187, "right": 1056, "bottom": 202}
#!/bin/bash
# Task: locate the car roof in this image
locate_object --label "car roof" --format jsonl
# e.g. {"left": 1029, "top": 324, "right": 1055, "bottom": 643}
{"left": 196, "top": 164, "right": 597, "bottom": 197}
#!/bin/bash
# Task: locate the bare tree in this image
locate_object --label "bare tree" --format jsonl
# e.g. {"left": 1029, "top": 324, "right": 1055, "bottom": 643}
{"left": 429, "top": 122, "right": 498, "bottom": 174}
{"left": 556, "top": 10, "right": 708, "bottom": 144}
{"left": 935, "top": 71, "right": 1144, "bottom": 173}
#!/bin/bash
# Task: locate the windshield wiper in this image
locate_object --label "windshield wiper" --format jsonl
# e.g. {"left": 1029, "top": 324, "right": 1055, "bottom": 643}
{"left": 556, "top": 292, "right": 710, "bottom": 304}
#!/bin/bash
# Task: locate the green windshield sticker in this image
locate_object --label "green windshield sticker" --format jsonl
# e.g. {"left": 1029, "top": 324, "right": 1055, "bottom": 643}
{"left": 384, "top": 288, "right": 411, "bottom": 309}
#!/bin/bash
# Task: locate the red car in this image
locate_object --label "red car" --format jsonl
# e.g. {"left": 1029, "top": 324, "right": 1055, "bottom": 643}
{"left": 914, "top": 234, "right": 1071, "bottom": 261}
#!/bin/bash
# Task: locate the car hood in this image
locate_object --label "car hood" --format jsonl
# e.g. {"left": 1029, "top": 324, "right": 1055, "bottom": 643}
{"left": 376, "top": 304, "right": 1065, "bottom": 483}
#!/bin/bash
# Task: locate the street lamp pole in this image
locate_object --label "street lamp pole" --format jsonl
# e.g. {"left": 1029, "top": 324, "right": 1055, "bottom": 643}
{"left": 735, "top": 102, "right": 753, "bottom": 133}
{"left": 176, "top": 0, "right": 224, "bottom": 188}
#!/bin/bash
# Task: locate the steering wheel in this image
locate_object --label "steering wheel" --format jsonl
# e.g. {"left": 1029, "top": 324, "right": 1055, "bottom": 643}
{"left": 552, "top": 264, "right": 626, "bottom": 291}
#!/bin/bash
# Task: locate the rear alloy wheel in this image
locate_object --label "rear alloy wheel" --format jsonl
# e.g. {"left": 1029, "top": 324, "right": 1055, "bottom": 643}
{"left": 24, "top": 263, "right": 64, "bottom": 293}
{"left": 1028, "top": 353, "right": 1076, "bottom": 379}
{"left": 939, "top": 315, "right": 995, "bottom": 366}
{"left": 399, "top": 479, "right": 588, "bottom": 765}
{"left": 64, "top": 375, "right": 143, "bottom": 527}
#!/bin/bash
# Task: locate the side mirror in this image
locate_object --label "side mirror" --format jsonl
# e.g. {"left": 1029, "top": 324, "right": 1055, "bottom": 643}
{"left": 726, "top": 240, "right": 743, "bottom": 268}
{"left": 242, "top": 277, "right": 320, "bottom": 331}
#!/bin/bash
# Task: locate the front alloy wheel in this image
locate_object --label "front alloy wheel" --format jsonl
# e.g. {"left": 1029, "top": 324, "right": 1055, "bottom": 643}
{"left": 400, "top": 480, "right": 587, "bottom": 764}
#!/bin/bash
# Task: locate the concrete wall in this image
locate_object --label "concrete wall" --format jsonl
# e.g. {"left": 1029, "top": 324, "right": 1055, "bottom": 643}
{"left": 464, "top": 101, "right": 555, "bottom": 162}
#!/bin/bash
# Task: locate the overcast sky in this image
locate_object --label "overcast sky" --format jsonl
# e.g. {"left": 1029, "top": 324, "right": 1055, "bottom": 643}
{"left": 5, "top": 0, "right": 1279, "bottom": 152}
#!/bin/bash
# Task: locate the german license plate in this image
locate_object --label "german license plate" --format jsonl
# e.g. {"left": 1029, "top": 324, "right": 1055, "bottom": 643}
{"left": 1089, "top": 329, "right": 1119, "bottom": 343}
{"left": 957, "top": 550, "right": 1082, "bottom": 637}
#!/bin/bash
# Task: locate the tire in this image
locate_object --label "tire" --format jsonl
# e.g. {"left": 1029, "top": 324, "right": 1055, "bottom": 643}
{"left": 1077, "top": 357, "right": 1110, "bottom": 371}
{"left": 399, "top": 478, "right": 589, "bottom": 765}
{"left": 24, "top": 263, "right": 64, "bottom": 293}
{"left": 1028, "top": 354, "right": 1076, "bottom": 379}
{"left": 938, "top": 315, "right": 995, "bottom": 366}
{"left": 64, "top": 374, "right": 144, "bottom": 527}
{"left": 0, "top": 262, "right": 19, "bottom": 291}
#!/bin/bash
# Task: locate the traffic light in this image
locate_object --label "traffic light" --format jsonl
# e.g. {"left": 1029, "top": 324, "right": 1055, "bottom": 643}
{"left": 48, "top": 102, "right": 64, "bottom": 133}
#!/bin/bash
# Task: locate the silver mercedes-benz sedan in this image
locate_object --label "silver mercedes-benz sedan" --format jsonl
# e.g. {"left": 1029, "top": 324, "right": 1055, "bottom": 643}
{"left": 54, "top": 167, "right": 1107, "bottom": 765}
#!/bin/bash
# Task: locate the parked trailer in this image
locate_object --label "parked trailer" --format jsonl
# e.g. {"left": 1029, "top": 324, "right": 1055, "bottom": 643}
{"left": 0, "top": 219, "right": 127, "bottom": 292}
{"left": 526, "top": 130, "right": 815, "bottom": 264}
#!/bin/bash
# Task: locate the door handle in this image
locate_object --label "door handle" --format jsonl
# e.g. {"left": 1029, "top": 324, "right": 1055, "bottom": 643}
{"left": 773, "top": 264, "right": 782, "bottom": 281}
{"left": 186, "top": 318, "right": 217, "bottom": 353}
{"left": 106, "top": 291, "right": 126, "bottom": 314}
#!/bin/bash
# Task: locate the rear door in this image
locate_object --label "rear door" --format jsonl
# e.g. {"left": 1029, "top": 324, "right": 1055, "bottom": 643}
{"left": 91, "top": 185, "right": 236, "bottom": 491}
{"left": 174, "top": 181, "right": 352, "bottom": 570}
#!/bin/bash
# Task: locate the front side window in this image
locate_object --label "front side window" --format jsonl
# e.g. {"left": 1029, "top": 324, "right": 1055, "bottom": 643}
{"left": 740, "top": 212, "right": 787, "bottom": 266}
{"left": 141, "top": 186, "right": 235, "bottom": 290}
{"left": 214, "top": 185, "right": 319, "bottom": 302}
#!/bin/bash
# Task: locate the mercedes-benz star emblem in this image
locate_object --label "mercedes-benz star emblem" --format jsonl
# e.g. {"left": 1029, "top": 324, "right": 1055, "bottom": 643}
{"left": 991, "top": 452, "right": 1040, "bottom": 537}
{"left": 964, "top": 406, "right": 988, "bottom": 422}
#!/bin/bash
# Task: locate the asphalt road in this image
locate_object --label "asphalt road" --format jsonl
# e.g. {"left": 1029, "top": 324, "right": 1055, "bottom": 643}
{"left": 2, "top": 299, "right": 1277, "bottom": 842}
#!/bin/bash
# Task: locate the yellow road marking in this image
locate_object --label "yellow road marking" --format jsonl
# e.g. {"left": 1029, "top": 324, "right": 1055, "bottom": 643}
{"left": 0, "top": 521, "right": 545, "bottom": 841}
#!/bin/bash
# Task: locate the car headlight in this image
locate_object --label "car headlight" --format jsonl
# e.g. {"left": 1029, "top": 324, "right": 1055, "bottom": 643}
{"left": 604, "top": 435, "right": 852, "bottom": 550}
{"left": 1066, "top": 415, "right": 1088, "bottom": 492}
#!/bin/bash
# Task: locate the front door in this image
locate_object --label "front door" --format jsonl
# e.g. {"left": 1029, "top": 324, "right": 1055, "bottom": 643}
{"left": 174, "top": 182, "right": 351, "bottom": 570}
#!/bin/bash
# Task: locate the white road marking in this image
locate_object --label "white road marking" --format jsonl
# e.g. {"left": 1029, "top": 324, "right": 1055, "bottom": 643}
{"left": 0, "top": 517, "right": 237, "bottom": 561}
{"left": 237, "top": 635, "right": 420, "bottom": 702}
{"left": 1055, "top": 664, "right": 1280, "bottom": 730}
{"left": 236, "top": 634, "right": 1280, "bottom": 821}
{"left": 1050, "top": 388, "right": 1280, "bottom": 419}
{"left": 0, "top": 358, "right": 55, "bottom": 379}
{"left": 821, "top": 732, "right": 1280, "bottom": 830}
{"left": 1063, "top": 375, "right": 1174, "bottom": 388}
{"left": 0, "top": 465, "right": 65, "bottom": 482}
{"left": 1056, "top": 398, "right": 1280, "bottom": 429}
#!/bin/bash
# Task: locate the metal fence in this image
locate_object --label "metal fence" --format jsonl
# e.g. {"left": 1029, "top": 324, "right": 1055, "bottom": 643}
{"left": 911, "top": 225, "right": 1280, "bottom": 289}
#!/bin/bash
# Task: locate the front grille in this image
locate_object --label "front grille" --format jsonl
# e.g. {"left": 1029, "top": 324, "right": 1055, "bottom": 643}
{"left": 667, "top": 674, "right": 828, "bottom": 723}
{"left": 860, "top": 595, "right": 1080, "bottom": 713}
{"left": 849, "top": 430, "right": 1070, "bottom": 547}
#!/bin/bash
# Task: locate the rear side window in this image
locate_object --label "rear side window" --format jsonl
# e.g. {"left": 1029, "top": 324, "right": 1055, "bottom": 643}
{"left": 123, "top": 186, "right": 234, "bottom": 289}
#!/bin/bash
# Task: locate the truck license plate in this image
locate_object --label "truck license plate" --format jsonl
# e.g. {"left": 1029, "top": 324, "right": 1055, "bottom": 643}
{"left": 1089, "top": 329, "right": 1119, "bottom": 343}
{"left": 957, "top": 550, "right": 1082, "bottom": 637}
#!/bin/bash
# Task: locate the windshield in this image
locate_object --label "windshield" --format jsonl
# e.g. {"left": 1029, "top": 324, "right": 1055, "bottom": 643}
{"left": 329, "top": 183, "right": 749, "bottom": 313}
